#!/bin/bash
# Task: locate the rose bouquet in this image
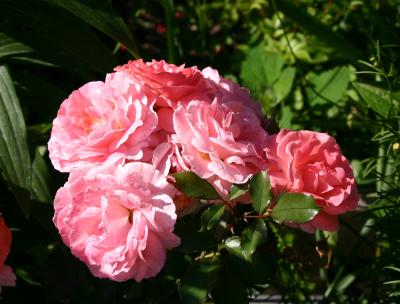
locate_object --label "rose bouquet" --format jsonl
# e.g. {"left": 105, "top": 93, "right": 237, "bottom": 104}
{"left": 47, "top": 59, "right": 359, "bottom": 294}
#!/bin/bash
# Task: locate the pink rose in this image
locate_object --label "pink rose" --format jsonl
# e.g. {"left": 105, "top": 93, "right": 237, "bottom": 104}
{"left": 53, "top": 154, "right": 181, "bottom": 282}
{"left": 265, "top": 130, "right": 359, "bottom": 233}
{"left": 0, "top": 217, "right": 16, "bottom": 294}
{"left": 114, "top": 59, "right": 213, "bottom": 108}
{"left": 48, "top": 80, "right": 158, "bottom": 172}
{"left": 201, "top": 67, "right": 263, "bottom": 118}
{"left": 173, "top": 99, "right": 268, "bottom": 199}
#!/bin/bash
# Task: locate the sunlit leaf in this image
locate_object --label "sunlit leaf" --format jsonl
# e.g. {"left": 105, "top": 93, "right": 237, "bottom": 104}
{"left": 249, "top": 171, "right": 271, "bottom": 214}
{"left": 271, "top": 193, "right": 320, "bottom": 224}
{"left": 353, "top": 82, "right": 399, "bottom": 118}
{"left": 273, "top": 67, "right": 296, "bottom": 103}
{"left": 275, "top": 0, "right": 362, "bottom": 62}
{"left": 307, "top": 67, "right": 350, "bottom": 106}
{"left": 279, "top": 105, "right": 293, "bottom": 129}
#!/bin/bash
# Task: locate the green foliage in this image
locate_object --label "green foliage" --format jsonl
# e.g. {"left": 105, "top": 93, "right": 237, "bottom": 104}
{"left": 0, "top": 66, "right": 30, "bottom": 189}
{"left": 249, "top": 171, "right": 271, "bottom": 214}
{"left": 306, "top": 67, "right": 350, "bottom": 106}
{"left": 173, "top": 171, "right": 221, "bottom": 200}
{"left": 353, "top": 82, "right": 399, "bottom": 118}
{"left": 273, "top": 0, "right": 362, "bottom": 62}
{"left": 200, "top": 204, "right": 225, "bottom": 230}
{"left": 31, "top": 148, "right": 52, "bottom": 204}
{"left": 228, "top": 184, "right": 249, "bottom": 201}
{"left": 0, "top": 65, "right": 32, "bottom": 217}
{"left": 224, "top": 219, "right": 268, "bottom": 262}
{"left": 271, "top": 193, "right": 320, "bottom": 224}
{"left": 239, "top": 219, "right": 268, "bottom": 260}
{"left": 179, "top": 256, "right": 221, "bottom": 304}
{"left": 241, "top": 45, "right": 296, "bottom": 110}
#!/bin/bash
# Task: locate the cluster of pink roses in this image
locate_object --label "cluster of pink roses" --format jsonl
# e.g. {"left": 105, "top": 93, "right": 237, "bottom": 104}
{"left": 0, "top": 216, "right": 16, "bottom": 295}
{"left": 48, "top": 59, "right": 359, "bottom": 282}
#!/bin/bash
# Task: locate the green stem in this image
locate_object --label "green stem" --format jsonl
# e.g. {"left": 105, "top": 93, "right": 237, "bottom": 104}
{"left": 161, "top": 0, "right": 176, "bottom": 63}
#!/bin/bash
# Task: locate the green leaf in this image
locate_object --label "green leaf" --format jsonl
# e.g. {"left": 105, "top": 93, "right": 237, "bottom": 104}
{"left": 353, "top": 82, "right": 398, "bottom": 118}
{"left": 271, "top": 192, "right": 320, "bottom": 224}
{"left": 240, "top": 46, "right": 285, "bottom": 95}
{"left": 0, "top": 32, "right": 32, "bottom": 59}
{"left": 173, "top": 172, "right": 221, "bottom": 200}
{"left": 228, "top": 184, "right": 248, "bottom": 201}
{"left": 241, "top": 219, "right": 268, "bottom": 259}
{"left": 307, "top": 67, "right": 350, "bottom": 106}
{"left": 179, "top": 257, "right": 222, "bottom": 304}
{"left": 0, "top": 65, "right": 31, "bottom": 217}
{"left": 384, "top": 280, "right": 400, "bottom": 285}
{"left": 249, "top": 171, "right": 271, "bottom": 214}
{"left": 279, "top": 105, "right": 293, "bottom": 129}
{"left": 273, "top": 67, "right": 296, "bottom": 103}
{"left": 201, "top": 204, "right": 225, "bottom": 230}
{"left": 274, "top": 0, "right": 362, "bottom": 62}
{"left": 0, "top": 0, "right": 117, "bottom": 73}
{"left": 31, "top": 148, "right": 52, "bottom": 204}
{"left": 45, "top": 0, "right": 139, "bottom": 58}
{"left": 224, "top": 220, "right": 268, "bottom": 261}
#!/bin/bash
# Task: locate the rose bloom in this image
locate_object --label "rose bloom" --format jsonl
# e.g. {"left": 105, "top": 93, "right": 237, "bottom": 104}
{"left": 0, "top": 216, "right": 16, "bottom": 294}
{"left": 114, "top": 59, "right": 213, "bottom": 109}
{"left": 110, "top": 60, "right": 265, "bottom": 180}
{"left": 48, "top": 80, "right": 158, "bottom": 172}
{"left": 113, "top": 60, "right": 262, "bottom": 128}
{"left": 265, "top": 130, "right": 359, "bottom": 233}
{"left": 173, "top": 99, "right": 268, "bottom": 199}
{"left": 53, "top": 154, "right": 180, "bottom": 282}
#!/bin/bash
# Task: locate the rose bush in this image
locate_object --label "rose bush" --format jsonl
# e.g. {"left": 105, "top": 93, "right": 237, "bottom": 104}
{"left": 47, "top": 59, "right": 359, "bottom": 286}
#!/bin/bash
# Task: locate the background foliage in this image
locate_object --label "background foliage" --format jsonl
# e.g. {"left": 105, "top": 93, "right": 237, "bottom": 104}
{"left": 0, "top": 0, "right": 400, "bottom": 303}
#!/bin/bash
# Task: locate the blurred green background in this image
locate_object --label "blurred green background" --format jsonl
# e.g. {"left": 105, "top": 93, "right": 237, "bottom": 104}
{"left": 0, "top": 0, "right": 400, "bottom": 303}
